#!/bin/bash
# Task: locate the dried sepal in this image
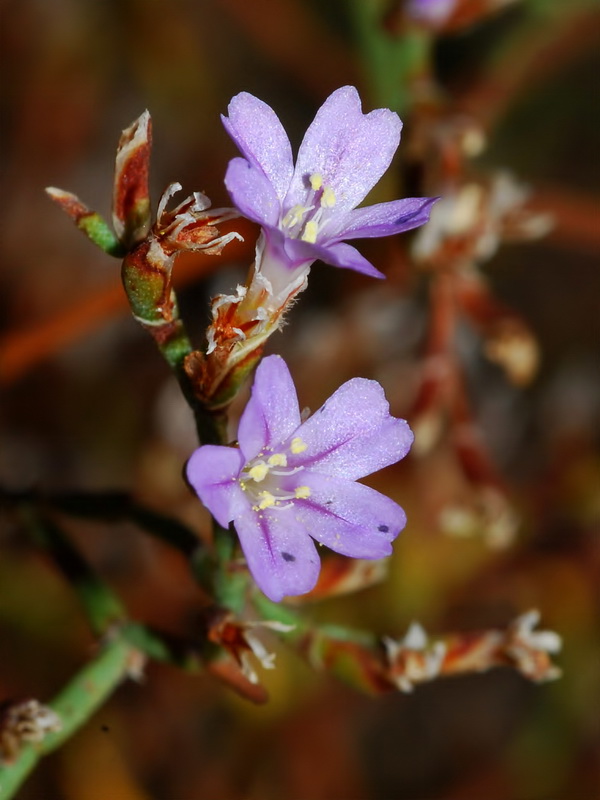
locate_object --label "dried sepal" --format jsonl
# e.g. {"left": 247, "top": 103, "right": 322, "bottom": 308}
{"left": 206, "top": 653, "right": 269, "bottom": 704}
{"left": 383, "top": 611, "right": 562, "bottom": 692}
{"left": 503, "top": 610, "right": 562, "bottom": 682}
{"left": 438, "top": 485, "right": 519, "bottom": 548}
{"left": 185, "top": 262, "right": 307, "bottom": 409}
{"left": 484, "top": 320, "right": 539, "bottom": 387}
{"left": 121, "top": 184, "right": 242, "bottom": 363}
{"left": 0, "top": 699, "right": 62, "bottom": 764}
{"left": 205, "top": 607, "right": 294, "bottom": 690}
{"left": 301, "top": 633, "right": 392, "bottom": 695}
{"left": 412, "top": 173, "right": 553, "bottom": 272}
{"left": 455, "top": 271, "right": 540, "bottom": 386}
{"left": 155, "top": 184, "right": 241, "bottom": 256}
{"left": 112, "top": 110, "right": 152, "bottom": 248}
{"left": 47, "top": 113, "right": 241, "bottom": 371}
{"left": 383, "top": 623, "right": 447, "bottom": 692}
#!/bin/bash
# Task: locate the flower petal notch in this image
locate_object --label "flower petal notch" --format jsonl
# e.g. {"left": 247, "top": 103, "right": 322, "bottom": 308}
{"left": 187, "top": 355, "right": 414, "bottom": 602}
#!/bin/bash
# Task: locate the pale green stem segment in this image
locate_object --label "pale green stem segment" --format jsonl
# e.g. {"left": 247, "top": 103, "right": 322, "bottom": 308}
{"left": 253, "top": 594, "right": 375, "bottom": 648}
{"left": 0, "top": 637, "right": 136, "bottom": 800}
{"left": 1, "top": 498, "right": 209, "bottom": 796}
{"left": 77, "top": 212, "right": 125, "bottom": 257}
{"left": 8, "top": 494, "right": 207, "bottom": 665}
{"left": 18, "top": 504, "right": 126, "bottom": 636}
{"left": 121, "top": 251, "right": 227, "bottom": 446}
{"left": 211, "top": 523, "right": 248, "bottom": 614}
{"left": 348, "top": 0, "right": 433, "bottom": 116}
{"left": 252, "top": 594, "right": 384, "bottom": 694}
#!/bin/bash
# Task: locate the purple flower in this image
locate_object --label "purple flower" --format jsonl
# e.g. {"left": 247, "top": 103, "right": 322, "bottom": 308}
{"left": 406, "top": 0, "right": 458, "bottom": 27}
{"left": 405, "top": 0, "right": 520, "bottom": 30}
{"left": 186, "top": 355, "right": 413, "bottom": 602}
{"left": 222, "top": 86, "right": 437, "bottom": 291}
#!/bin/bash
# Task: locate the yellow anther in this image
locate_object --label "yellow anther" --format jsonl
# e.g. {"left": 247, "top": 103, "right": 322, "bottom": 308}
{"left": 268, "top": 453, "right": 287, "bottom": 467}
{"left": 258, "top": 492, "right": 276, "bottom": 510}
{"left": 301, "top": 221, "right": 318, "bottom": 244}
{"left": 248, "top": 463, "right": 269, "bottom": 482}
{"left": 290, "top": 437, "right": 307, "bottom": 454}
{"left": 282, "top": 204, "right": 306, "bottom": 229}
{"left": 294, "top": 486, "right": 311, "bottom": 499}
{"left": 320, "top": 186, "right": 336, "bottom": 208}
{"left": 309, "top": 173, "right": 323, "bottom": 191}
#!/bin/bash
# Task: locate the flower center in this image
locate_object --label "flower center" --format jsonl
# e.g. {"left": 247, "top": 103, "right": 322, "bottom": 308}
{"left": 280, "top": 173, "right": 337, "bottom": 244}
{"left": 239, "top": 438, "right": 311, "bottom": 512}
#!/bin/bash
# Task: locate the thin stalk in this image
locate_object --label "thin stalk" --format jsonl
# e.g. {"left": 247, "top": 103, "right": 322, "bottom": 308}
{"left": 348, "top": 0, "right": 434, "bottom": 115}
{"left": 17, "top": 505, "right": 126, "bottom": 636}
{"left": 211, "top": 523, "right": 248, "bottom": 614}
{"left": 0, "top": 637, "right": 136, "bottom": 800}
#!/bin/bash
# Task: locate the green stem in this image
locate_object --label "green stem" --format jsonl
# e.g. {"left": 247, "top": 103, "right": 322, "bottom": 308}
{"left": 77, "top": 212, "right": 125, "bottom": 257}
{"left": 349, "top": 0, "right": 433, "bottom": 115}
{"left": 51, "top": 491, "right": 201, "bottom": 559}
{"left": 211, "top": 523, "right": 248, "bottom": 614}
{"left": 2, "top": 487, "right": 211, "bottom": 591}
{"left": 251, "top": 594, "right": 308, "bottom": 641}
{"left": 253, "top": 594, "right": 385, "bottom": 693}
{"left": 18, "top": 505, "right": 126, "bottom": 636}
{"left": 121, "top": 622, "right": 202, "bottom": 671}
{"left": 122, "top": 259, "right": 224, "bottom": 445}
{"left": 252, "top": 594, "right": 376, "bottom": 648}
{"left": 0, "top": 637, "right": 136, "bottom": 800}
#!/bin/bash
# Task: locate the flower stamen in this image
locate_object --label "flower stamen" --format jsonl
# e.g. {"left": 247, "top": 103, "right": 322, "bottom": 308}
{"left": 268, "top": 453, "right": 287, "bottom": 467}
{"left": 321, "top": 186, "right": 336, "bottom": 208}
{"left": 257, "top": 491, "right": 277, "bottom": 510}
{"left": 301, "top": 220, "right": 319, "bottom": 244}
{"left": 270, "top": 465, "right": 304, "bottom": 477}
{"left": 282, "top": 204, "right": 309, "bottom": 229}
{"left": 290, "top": 437, "right": 308, "bottom": 454}
{"left": 248, "top": 462, "right": 269, "bottom": 482}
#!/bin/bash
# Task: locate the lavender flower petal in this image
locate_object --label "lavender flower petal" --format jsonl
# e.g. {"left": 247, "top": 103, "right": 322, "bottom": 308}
{"left": 222, "top": 92, "right": 294, "bottom": 202}
{"left": 237, "top": 355, "right": 301, "bottom": 461}
{"left": 235, "top": 509, "right": 320, "bottom": 601}
{"left": 335, "top": 197, "right": 439, "bottom": 240}
{"left": 304, "top": 241, "right": 386, "bottom": 278}
{"left": 186, "top": 445, "right": 246, "bottom": 528}
{"left": 281, "top": 236, "right": 384, "bottom": 278}
{"left": 286, "top": 86, "right": 402, "bottom": 213}
{"left": 292, "top": 473, "right": 406, "bottom": 557}
{"left": 287, "top": 378, "right": 413, "bottom": 480}
{"left": 224, "top": 157, "right": 280, "bottom": 227}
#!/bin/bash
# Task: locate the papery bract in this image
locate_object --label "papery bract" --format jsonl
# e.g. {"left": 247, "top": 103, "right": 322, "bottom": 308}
{"left": 187, "top": 355, "right": 414, "bottom": 602}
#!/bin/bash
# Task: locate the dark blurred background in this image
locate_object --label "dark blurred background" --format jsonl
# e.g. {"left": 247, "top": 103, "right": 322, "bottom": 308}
{"left": 1, "top": 1, "right": 599, "bottom": 798}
